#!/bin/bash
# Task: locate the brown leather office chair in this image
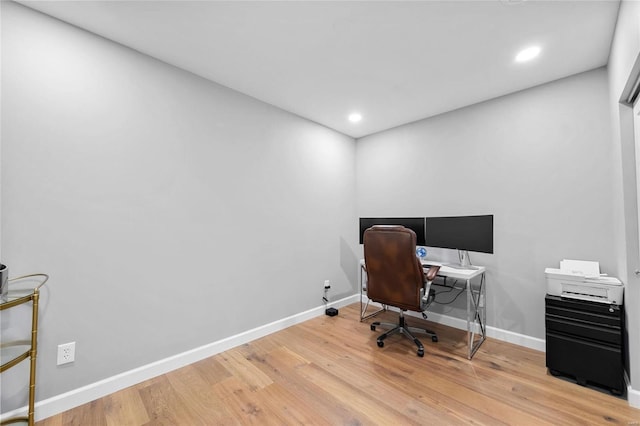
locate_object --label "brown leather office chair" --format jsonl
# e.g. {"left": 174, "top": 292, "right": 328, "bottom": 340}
{"left": 363, "top": 225, "right": 440, "bottom": 357}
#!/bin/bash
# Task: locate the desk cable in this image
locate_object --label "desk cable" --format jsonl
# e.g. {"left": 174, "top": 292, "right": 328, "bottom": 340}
{"left": 433, "top": 278, "right": 466, "bottom": 305}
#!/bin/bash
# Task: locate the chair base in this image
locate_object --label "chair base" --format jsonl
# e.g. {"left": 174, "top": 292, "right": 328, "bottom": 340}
{"left": 371, "top": 312, "right": 437, "bottom": 357}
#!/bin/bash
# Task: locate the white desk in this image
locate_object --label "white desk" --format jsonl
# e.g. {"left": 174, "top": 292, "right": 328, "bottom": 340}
{"left": 359, "top": 259, "right": 486, "bottom": 359}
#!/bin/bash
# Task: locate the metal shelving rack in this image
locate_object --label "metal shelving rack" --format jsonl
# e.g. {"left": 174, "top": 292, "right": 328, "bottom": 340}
{"left": 1, "top": 273, "right": 49, "bottom": 426}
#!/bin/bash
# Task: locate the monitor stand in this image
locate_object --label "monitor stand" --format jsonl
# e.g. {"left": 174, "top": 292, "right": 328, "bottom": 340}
{"left": 446, "top": 250, "right": 480, "bottom": 270}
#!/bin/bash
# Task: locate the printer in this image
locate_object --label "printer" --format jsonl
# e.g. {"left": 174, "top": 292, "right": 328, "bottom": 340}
{"left": 545, "top": 259, "right": 623, "bottom": 305}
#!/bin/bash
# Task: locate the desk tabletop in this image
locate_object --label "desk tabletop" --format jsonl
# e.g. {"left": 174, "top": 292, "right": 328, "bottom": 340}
{"left": 420, "top": 260, "right": 485, "bottom": 280}
{"left": 359, "top": 258, "right": 484, "bottom": 280}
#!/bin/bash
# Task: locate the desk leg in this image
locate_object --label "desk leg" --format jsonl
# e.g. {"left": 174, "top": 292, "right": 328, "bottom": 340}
{"left": 467, "top": 272, "right": 486, "bottom": 359}
{"left": 360, "top": 264, "right": 385, "bottom": 321}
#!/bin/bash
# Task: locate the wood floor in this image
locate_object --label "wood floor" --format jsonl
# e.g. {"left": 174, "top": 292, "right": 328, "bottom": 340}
{"left": 37, "top": 303, "right": 640, "bottom": 425}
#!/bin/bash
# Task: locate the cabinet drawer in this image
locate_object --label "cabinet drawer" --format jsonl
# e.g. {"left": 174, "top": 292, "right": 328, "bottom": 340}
{"left": 545, "top": 295, "right": 622, "bottom": 318}
{"left": 545, "top": 315, "right": 621, "bottom": 345}
{"left": 546, "top": 304, "right": 620, "bottom": 326}
{"left": 546, "top": 332, "right": 624, "bottom": 393}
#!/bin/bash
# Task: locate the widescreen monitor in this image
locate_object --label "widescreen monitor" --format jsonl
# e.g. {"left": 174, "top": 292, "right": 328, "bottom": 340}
{"left": 425, "top": 215, "right": 494, "bottom": 254}
{"left": 359, "top": 217, "right": 426, "bottom": 246}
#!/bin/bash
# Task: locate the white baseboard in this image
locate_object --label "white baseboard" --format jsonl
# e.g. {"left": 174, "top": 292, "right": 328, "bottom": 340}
{"left": 379, "top": 302, "right": 546, "bottom": 352}
{"left": 628, "top": 385, "right": 640, "bottom": 409}
{"left": 486, "top": 323, "right": 546, "bottom": 352}
{"left": 1, "top": 294, "right": 359, "bottom": 423}
{"left": 412, "top": 310, "right": 546, "bottom": 352}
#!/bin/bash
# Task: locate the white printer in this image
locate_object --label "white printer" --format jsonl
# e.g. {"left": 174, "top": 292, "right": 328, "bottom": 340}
{"left": 545, "top": 259, "right": 623, "bottom": 305}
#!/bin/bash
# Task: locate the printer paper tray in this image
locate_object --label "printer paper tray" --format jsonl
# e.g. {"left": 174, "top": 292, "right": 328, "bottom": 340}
{"left": 560, "top": 292, "right": 614, "bottom": 304}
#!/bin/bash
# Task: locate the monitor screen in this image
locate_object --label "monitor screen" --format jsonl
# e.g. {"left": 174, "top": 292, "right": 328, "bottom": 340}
{"left": 359, "top": 217, "right": 426, "bottom": 246}
{"left": 425, "top": 215, "right": 493, "bottom": 254}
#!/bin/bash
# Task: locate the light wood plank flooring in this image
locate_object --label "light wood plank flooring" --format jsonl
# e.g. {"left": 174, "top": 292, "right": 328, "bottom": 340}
{"left": 37, "top": 303, "right": 640, "bottom": 425}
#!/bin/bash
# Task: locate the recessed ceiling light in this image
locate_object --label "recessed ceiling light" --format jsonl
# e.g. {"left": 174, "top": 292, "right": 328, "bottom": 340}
{"left": 515, "top": 46, "right": 541, "bottom": 63}
{"left": 348, "top": 112, "right": 362, "bottom": 123}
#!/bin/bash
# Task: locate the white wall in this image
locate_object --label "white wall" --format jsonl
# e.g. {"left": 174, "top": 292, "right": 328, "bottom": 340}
{"left": 608, "top": 0, "right": 640, "bottom": 404}
{"left": 1, "top": 1, "right": 357, "bottom": 412}
{"left": 357, "top": 68, "right": 614, "bottom": 340}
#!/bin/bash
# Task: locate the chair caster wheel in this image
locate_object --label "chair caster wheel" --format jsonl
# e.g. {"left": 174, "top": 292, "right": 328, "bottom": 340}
{"left": 417, "top": 349, "right": 424, "bottom": 357}
{"left": 377, "top": 340, "right": 384, "bottom": 348}
{"left": 370, "top": 325, "right": 376, "bottom": 331}
{"left": 432, "top": 336, "right": 438, "bottom": 342}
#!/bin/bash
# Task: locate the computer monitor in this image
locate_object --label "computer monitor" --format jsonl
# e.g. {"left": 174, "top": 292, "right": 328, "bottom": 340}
{"left": 359, "top": 217, "right": 426, "bottom": 246}
{"left": 425, "top": 215, "right": 493, "bottom": 268}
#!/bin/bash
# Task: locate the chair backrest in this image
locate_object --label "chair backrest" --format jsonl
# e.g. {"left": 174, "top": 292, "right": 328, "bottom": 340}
{"left": 363, "top": 225, "right": 423, "bottom": 312}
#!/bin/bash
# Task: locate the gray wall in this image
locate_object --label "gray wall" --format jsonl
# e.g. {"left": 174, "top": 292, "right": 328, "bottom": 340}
{"left": 1, "top": 2, "right": 357, "bottom": 409}
{"left": 608, "top": 0, "right": 640, "bottom": 395}
{"left": 3, "top": 0, "right": 638, "bottom": 414}
{"left": 356, "top": 68, "right": 615, "bottom": 339}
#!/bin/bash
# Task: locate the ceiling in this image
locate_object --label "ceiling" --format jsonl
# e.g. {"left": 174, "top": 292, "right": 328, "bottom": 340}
{"left": 18, "top": 0, "right": 620, "bottom": 138}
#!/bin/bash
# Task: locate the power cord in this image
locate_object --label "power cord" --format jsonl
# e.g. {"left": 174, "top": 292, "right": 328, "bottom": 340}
{"left": 323, "top": 283, "right": 338, "bottom": 316}
{"left": 433, "top": 279, "right": 466, "bottom": 305}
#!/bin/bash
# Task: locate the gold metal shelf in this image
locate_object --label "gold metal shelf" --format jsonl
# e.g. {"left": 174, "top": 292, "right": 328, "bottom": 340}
{"left": 0, "top": 273, "right": 49, "bottom": 426}
{"left": 1, "top": 342, "right": 31, "bottom": 373}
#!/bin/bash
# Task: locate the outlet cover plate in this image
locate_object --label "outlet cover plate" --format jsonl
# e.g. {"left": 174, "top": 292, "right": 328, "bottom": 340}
{"left": 57, "top": 342, "right": 75, "bottom": 365}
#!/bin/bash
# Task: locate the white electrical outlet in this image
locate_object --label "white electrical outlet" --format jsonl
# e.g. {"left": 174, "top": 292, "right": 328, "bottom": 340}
{"left": 57, "top": 342, "right": 76, "bottom": 365}
{"left": 324, "top": 280, "right": 330, "bottom": 289}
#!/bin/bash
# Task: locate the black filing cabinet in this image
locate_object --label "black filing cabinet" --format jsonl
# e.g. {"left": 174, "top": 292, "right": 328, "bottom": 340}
{"left": 545, "top": 294, "right": 625, "bottom": 395}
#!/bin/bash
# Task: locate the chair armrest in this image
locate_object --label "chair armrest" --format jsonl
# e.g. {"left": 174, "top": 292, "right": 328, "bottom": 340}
{"left": 424, "top": 265, "right": 441, "bottom": 282}
{"left": 420, "top": 266, "right": 440, "bottom": 311}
